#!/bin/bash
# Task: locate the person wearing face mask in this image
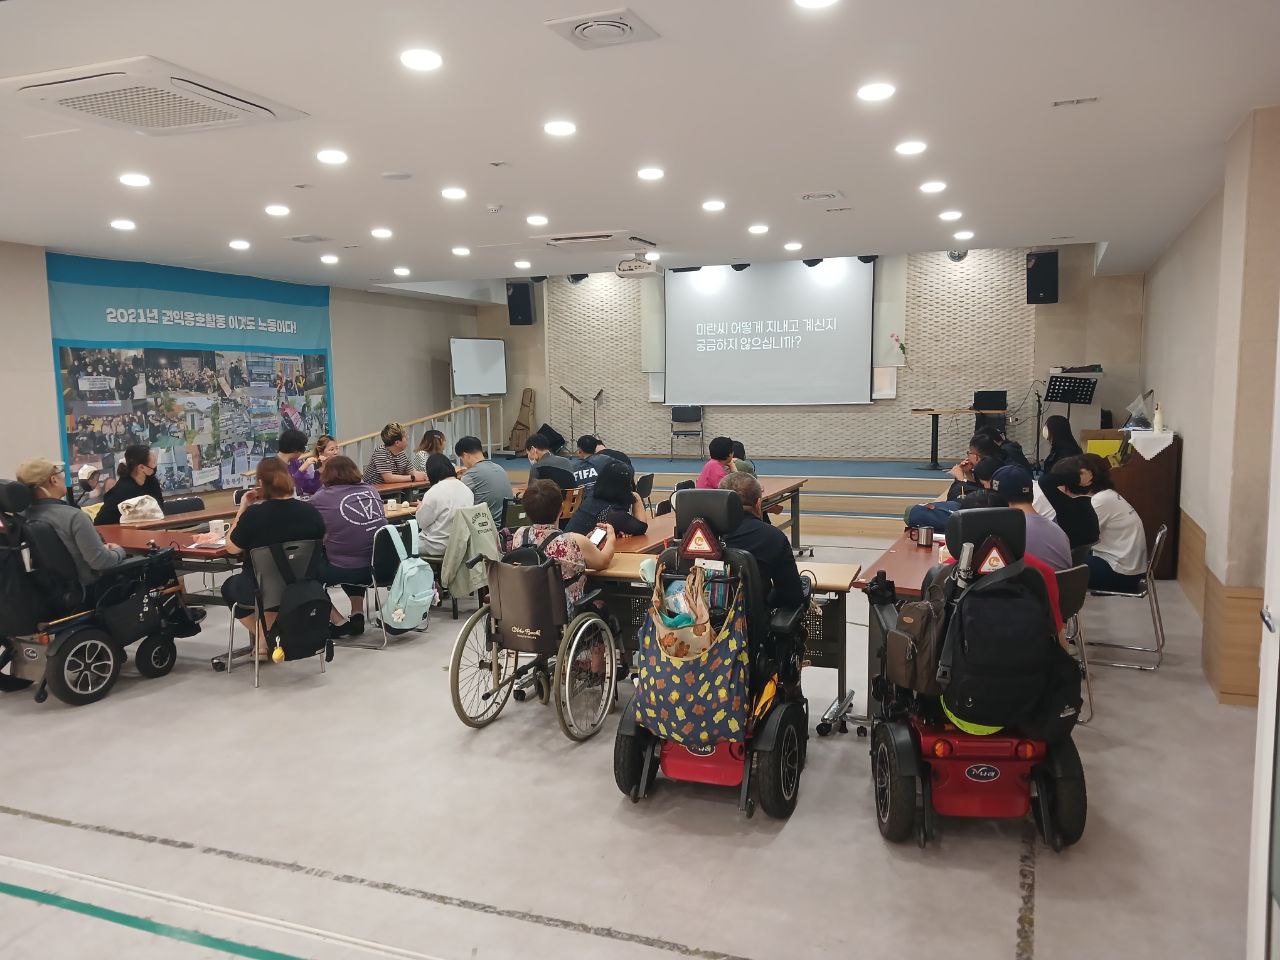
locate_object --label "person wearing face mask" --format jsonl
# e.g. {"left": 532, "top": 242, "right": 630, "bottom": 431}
{"left": 94, "top": 443, "right": 163, "bottom": 526}
{"left": 1041, "top": 415, "right": 1082, "bottom": 475}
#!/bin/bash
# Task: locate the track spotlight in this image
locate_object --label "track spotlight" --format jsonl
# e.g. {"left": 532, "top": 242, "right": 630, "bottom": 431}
{"left": 802, "top": 258, "right": 824, "bottom": 268}
{"left": 566, "top": 274, "right": 589, "bottom": 284}
{"left": 857, "top": 255, "right": 879, "bottom": 264}
{"left": 731, "top": 263, "right": 750, "bottom": 272}
{"left": 948, "top": 250, "right": 968, "bottom": 262}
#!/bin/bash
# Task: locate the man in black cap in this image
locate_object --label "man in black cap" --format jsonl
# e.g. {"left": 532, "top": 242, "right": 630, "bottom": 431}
{"left": 990, "top": 465, "right": 1072, "bottom": 570}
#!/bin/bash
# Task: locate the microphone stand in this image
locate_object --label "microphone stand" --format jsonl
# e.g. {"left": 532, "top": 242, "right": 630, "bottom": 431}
{"left": 592, "top": 389, "right": 603, "bottom": 435}
{"left": 560, "top": 386, "right": 583, "bottom": 440}
{"left": 1032, "top": 387, "right": 1045, "bottom": 474}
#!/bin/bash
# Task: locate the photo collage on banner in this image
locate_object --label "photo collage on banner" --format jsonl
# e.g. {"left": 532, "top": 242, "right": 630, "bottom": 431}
{"left": 49, "top": 254, "right": 333, "bottom": 495}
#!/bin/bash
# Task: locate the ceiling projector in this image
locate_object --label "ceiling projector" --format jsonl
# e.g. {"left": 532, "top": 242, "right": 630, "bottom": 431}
{"left": 616, "top": 256, "right": 661, "bottom": 279}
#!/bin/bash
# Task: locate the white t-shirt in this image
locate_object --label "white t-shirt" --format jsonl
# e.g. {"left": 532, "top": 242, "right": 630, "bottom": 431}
{"left": 415, "top": 479, "right": 474, "bottom": 557}
{"left": 1090, "top": 488, "right": 1147, "bottom": 575}
{"left": 1032, "top": 482, "right": 1056, "bottom": 521}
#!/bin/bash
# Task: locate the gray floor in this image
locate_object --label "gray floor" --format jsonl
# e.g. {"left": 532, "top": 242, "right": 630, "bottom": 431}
{"left": 0, "top": 534, "right": 1256, "bottom": 960}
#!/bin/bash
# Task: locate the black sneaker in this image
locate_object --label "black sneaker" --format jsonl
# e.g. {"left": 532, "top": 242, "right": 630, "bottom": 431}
{"left": 168, "top": 607, "right": 207, "bottom": 638}
{"left": 343, "top": 613, "right": 366, "bottom": 637}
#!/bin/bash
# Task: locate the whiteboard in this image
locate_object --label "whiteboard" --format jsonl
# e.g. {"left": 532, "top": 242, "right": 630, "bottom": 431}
{"left": 450, "top": 338, "right": 508, "bottom": 396}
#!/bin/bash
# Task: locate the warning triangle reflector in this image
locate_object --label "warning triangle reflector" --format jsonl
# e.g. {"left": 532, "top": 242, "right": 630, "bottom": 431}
{"left": 679, "top": 518, "right": 722, "bottom": 560}
{"left": 977, "top": 546, "right": 1007, "bottom": 574}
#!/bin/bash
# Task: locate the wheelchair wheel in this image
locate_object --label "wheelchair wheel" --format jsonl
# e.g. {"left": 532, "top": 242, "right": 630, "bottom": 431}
{"left": 449, "top": 607, "right": 518, "bottom": 728}
{"left": 1046, "top": 738, "right": 1087, "bottom": 849}
{"left": 758, "top": 702, "right": 805, "bottom": 819}
{"left": 872, "top": 723, "right": 916, "bottom": 842}
{"left": 45, "top": 627, "right": 122, "bottom": 707}
{"left": 135, "top": 636, "right": 177, "bottom": 679}
{"left": 614, "top": 725, "right": 658, "bottom": 799}
{"left": 554, "top": 614, "right": 618, "bottom": 741}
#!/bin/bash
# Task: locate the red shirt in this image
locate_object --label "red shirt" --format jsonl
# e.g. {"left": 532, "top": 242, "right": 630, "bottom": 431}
{"left": 696, "top": 458, "right": 729, "bottom": 490}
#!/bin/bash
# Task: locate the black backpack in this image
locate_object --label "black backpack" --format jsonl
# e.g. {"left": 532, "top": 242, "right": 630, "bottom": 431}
{"left": 265, "top": 543, "right": 331, "bottom": 661}
{"left": 936, "top": 560, "right": 1061, "bottom": 730}
{"left": 0, "top": 511, "right": 46, "bottom": 637}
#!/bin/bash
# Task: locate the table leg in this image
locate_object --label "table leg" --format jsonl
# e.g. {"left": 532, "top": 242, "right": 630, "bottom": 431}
{"left": 817, "top": 593, "right": 857, "bottom": 735}
{"left": 790, "top": 488, "right": 813, "bottom": 558}
{"left": 919, "top": 413, "right": 943, "bottom": 471}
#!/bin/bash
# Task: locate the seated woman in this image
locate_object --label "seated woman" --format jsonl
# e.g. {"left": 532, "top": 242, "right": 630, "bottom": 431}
{"left": 19, "top": 457, "right": 201, "bottom": 634}
{"left": 412, "top": 429, "right": 447, "bottom": 474}
{"left": 94, "top": 443, "right": 164, "bottom": 525}
{"left": 313, "top": 434, "right": 341, "bottom": 467}
{"left": 1080, "top": 453, "right": 1147, "bottom": 592}
{"left": 1042, "top": 415, "right": 1083, "bottom": 475}
{"left": 216, "top": 458, "right": 326, "bottom": 654}
{"left": 729, "top": 440, "right": 757, "bottom": 475}
{"left": 513, "top": 480, "right": 617, "bottom": 609}
{"left": 415, "top": 453, "right": 473, "bottom": 557}
{"left": 308, "top": 456, "right": 386, "bottom": 638}
{"left": 1031, "top": 455, "right": 1099, "bottom": 549}
{"left": 278, "top": 428, "right": 321, "bottom": 497}
{"left": 565, "top": 458, "right": 647, "bottom": 537}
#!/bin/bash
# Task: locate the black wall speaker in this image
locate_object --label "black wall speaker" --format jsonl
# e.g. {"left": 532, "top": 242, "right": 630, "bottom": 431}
{"left": 1026, "top": 250, "right": 1059, "bottom": 304}
{"left": 506, "top": 281, "right": 535, "bottom": 325}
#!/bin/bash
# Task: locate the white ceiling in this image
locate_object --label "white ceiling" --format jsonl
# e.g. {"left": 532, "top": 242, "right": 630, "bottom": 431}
{"left": 1, "top": 0, "right": 1279, "bottom": 290}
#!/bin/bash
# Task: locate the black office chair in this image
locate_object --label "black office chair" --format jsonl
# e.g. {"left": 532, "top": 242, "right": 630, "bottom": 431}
{"left": 669, "top": 406, "right": 704, "bottom": 460}
{"left": 535, "top": 465, "right": 576, "bottom": 490}
{"left": 655, "top": 499, "right": 673, "bottom": 517}
{"left": 1070, "top": 541, "right": 1096, "bottom": 567}
{"left": 1056, "top": 564, "right": 1093, "bottom": 724}
{"left": 635, "top": 473, "right": 655, "bottom": 515}
{"left": 674, "top": 479, "right": 695, "bottom": 492}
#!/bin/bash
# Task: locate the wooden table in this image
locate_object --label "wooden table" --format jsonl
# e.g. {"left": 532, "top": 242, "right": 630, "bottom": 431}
{"left": 591, "top": 555, "right": 863, "bottom": 736}
{"left": 911, "top": 408, "right": 1007, "bottom": 471}
{"left": 853, "top": 529, "right": 944, "bottom": 600}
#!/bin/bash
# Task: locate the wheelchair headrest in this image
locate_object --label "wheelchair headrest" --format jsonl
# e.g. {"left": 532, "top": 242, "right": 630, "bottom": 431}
{"left": 673, "top": 489, "right": 742, "bottom": 537}
{"left": 945, "top": 507, "right": 1025, "bottom": 561}
{"left": 0, "top": 480, "right": 33, "bottom": 515}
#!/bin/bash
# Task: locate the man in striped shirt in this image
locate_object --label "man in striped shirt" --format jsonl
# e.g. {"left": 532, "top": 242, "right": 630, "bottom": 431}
{"left": 363, "top": 422, "right": 427, "bottom": 484}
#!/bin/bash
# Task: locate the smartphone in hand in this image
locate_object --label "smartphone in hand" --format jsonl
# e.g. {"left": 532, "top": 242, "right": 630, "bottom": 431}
{"left": 588, "top": 525, "right": 607, "bottom": 547}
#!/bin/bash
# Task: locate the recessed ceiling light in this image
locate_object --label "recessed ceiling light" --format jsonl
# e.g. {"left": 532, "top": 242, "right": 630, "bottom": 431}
{"left": 637, "top": 167, "right": 664, "bottom": 181}
{"left": 118, "top": 172, "right": 150, "bottom": 188}
{"left": 526, "top": 214, "right": 548, "bottom": 226}
{"left": 748, "top": 224, "right": 769, "bottom": 235}
{"left": 441, "top": 186, "right": 466, "bottom": 200}
{"left": 702, "top": 199, "right": 726, "bottom": 212}
{"left": 953, "top": 230, "right": 975, "bottom": 241}
{"left": 544, "top": 120, "right": 577, "bottom": 137}
{"left": 939, "top": 210, "right": 963, "bottom": 221}
{"left": 645, "top": 251, "right": 661, "bottom": 262}
{"left": 784, "top": 241, "right": 803, "bottom": 251}
{"left": 894, "top": 140, "right": 927, "bottom": 156}
{"left": 919, "top": 181, "right": 946, "bottom": 193}
{"left": 320, "top": 254, "right": 339, "bottom": 265}
{"left": 514, "top": 260, "right": 531, "bottom": 270}
{"left": 110, "top": 219, "right": 135, "bottom": 231}
{"left": 370, "top": 227, "right": 393, "bottom": 239}
{"left": 228, "top": 239, "right": 250, "bottom": 251}
{"left": 452, "top": 246, "right": 470, "bottom": 257}
{"left": 393, "top": 266, "right": 411, "bottom": 277}
{"left": 856, "top": 82, "right": 895, "bottom": 102}
{"left": 399, "top": 48, "right": 443, "bottom": 71}
{"left": 316, "top": 148, "right": 348, "bottom": 165}
{"left": 795, "top": 0, "right": 838, "bottom": 7}
{"left": 264, "top": 204, "right": 290, "bottom": 216}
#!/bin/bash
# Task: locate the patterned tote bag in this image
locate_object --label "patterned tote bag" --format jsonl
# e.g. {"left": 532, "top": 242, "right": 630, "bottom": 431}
{"left": 633, "top": 583, "right": 750, "bottom": 745}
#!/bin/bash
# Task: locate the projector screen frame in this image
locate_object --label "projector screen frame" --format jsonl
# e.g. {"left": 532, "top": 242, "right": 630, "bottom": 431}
{"left": 662, "top": 257, "right": 877, "bottom": 407}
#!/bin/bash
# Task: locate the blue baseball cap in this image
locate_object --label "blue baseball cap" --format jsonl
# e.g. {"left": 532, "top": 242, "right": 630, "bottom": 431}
{"left": 991, "top": 465, "right": 1034, "bottom": 502}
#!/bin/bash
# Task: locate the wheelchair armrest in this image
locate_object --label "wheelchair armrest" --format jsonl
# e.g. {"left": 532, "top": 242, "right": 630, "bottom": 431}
{"left": 769, "top": 605, "right": 806, "bottom": 637}
{"left": 572, "top": 587, "right": 603, "bottom": 612}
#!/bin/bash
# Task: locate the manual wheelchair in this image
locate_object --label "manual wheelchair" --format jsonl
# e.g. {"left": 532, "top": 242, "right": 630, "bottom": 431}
{"left": 868, "top": 507, "right": 1087, "bottom": 850}
{"left": 613, "top": 489, "right": 812, "bottom": 819}
{"left": 447, "top": 543, "right": 619, "bottom": 741}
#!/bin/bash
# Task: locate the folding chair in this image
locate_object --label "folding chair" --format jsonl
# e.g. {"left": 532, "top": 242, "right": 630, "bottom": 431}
{"left": 559, "top": 487, "right": 584, "bottom": 522}
{"left": 235, "top": 540, "right": 329, "bottom": 689}
{"left": 635, "top": 473, "right": 655, "bottom": 515}
{"left": 669, "top": 406, "right": 704, "bottom": 459}
{"left": 1056, "top": 564, "right": 1093, "bottom": 724}
{"left": 1086, "top": 524, "right": 1168, "bottom": 671}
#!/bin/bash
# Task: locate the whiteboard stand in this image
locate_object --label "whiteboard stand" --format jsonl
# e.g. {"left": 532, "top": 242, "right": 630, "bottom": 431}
{"left": 452, "top": 395, "right": 498, "bottom": 460}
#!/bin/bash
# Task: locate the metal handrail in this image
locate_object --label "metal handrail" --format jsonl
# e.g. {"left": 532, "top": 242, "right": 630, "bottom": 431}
{"left": 337, "top": 402, "right": 495, "bottom": 467}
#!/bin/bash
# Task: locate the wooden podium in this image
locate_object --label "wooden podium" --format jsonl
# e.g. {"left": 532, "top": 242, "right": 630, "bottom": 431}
{"left": 1080, "top": 430, "right": 1182, "bottom": 579}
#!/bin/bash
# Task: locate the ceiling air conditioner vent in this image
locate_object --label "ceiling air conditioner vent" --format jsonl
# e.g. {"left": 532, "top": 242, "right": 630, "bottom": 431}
{"left": 545, "top": 8, "right": 660, "bottom": 50}
{"left": 542, "top": 230, "right": 629, "bottom": 248}
{"left": 287, "top": 234, "right": 331, "bottom": 244}
{"left": 3, "top": 56, "right": 306, "bottom": 136}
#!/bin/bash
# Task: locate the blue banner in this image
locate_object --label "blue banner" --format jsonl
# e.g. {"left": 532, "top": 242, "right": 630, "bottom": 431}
{"left": 48, "top": 254, "right": 335, "bottom": 494}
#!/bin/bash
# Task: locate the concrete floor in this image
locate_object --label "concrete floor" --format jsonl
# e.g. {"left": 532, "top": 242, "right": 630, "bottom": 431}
{"left": 0, "top": 534, "right": 1256, "bottom": 959}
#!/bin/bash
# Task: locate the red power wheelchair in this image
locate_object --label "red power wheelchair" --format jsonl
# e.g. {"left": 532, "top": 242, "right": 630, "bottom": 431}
{"left": 613, "top": 489, "right": 813, "bottom": 819}
{"left": 866, "top": 507, "right": 1087, "bottom": 850}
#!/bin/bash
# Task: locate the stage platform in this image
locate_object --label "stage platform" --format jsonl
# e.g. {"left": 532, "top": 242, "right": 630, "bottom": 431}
{"left": 504, "top": 456, "right": 952, "bottom": 537}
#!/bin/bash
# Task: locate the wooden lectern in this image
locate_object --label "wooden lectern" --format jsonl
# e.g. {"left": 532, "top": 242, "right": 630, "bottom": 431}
{"left": 1079, "top": 430, "right": 1182, "bottom": 579}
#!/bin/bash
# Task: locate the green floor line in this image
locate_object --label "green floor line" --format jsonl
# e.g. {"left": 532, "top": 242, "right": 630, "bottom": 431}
{"left": 0, "top": 879, "right": 309, "bottom": 960}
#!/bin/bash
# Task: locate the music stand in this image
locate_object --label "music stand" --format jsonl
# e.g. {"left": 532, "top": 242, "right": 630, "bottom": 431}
{"left": 1045, "top": 375, "right": 1097, "bottom": 421}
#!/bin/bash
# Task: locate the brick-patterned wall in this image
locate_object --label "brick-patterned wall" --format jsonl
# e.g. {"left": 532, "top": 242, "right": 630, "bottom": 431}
{"left": 545, "top": 249, "right": 1036, "bottom": 460}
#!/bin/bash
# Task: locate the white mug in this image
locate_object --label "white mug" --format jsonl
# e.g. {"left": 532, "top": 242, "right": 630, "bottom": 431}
{"left": 209, "top": 519, "right": 227, "bottom": 538}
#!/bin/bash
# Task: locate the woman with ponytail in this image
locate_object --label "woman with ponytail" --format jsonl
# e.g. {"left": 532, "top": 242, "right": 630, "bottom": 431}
{"left": 93, "top": 443, "right": 164, "bottom": 525}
